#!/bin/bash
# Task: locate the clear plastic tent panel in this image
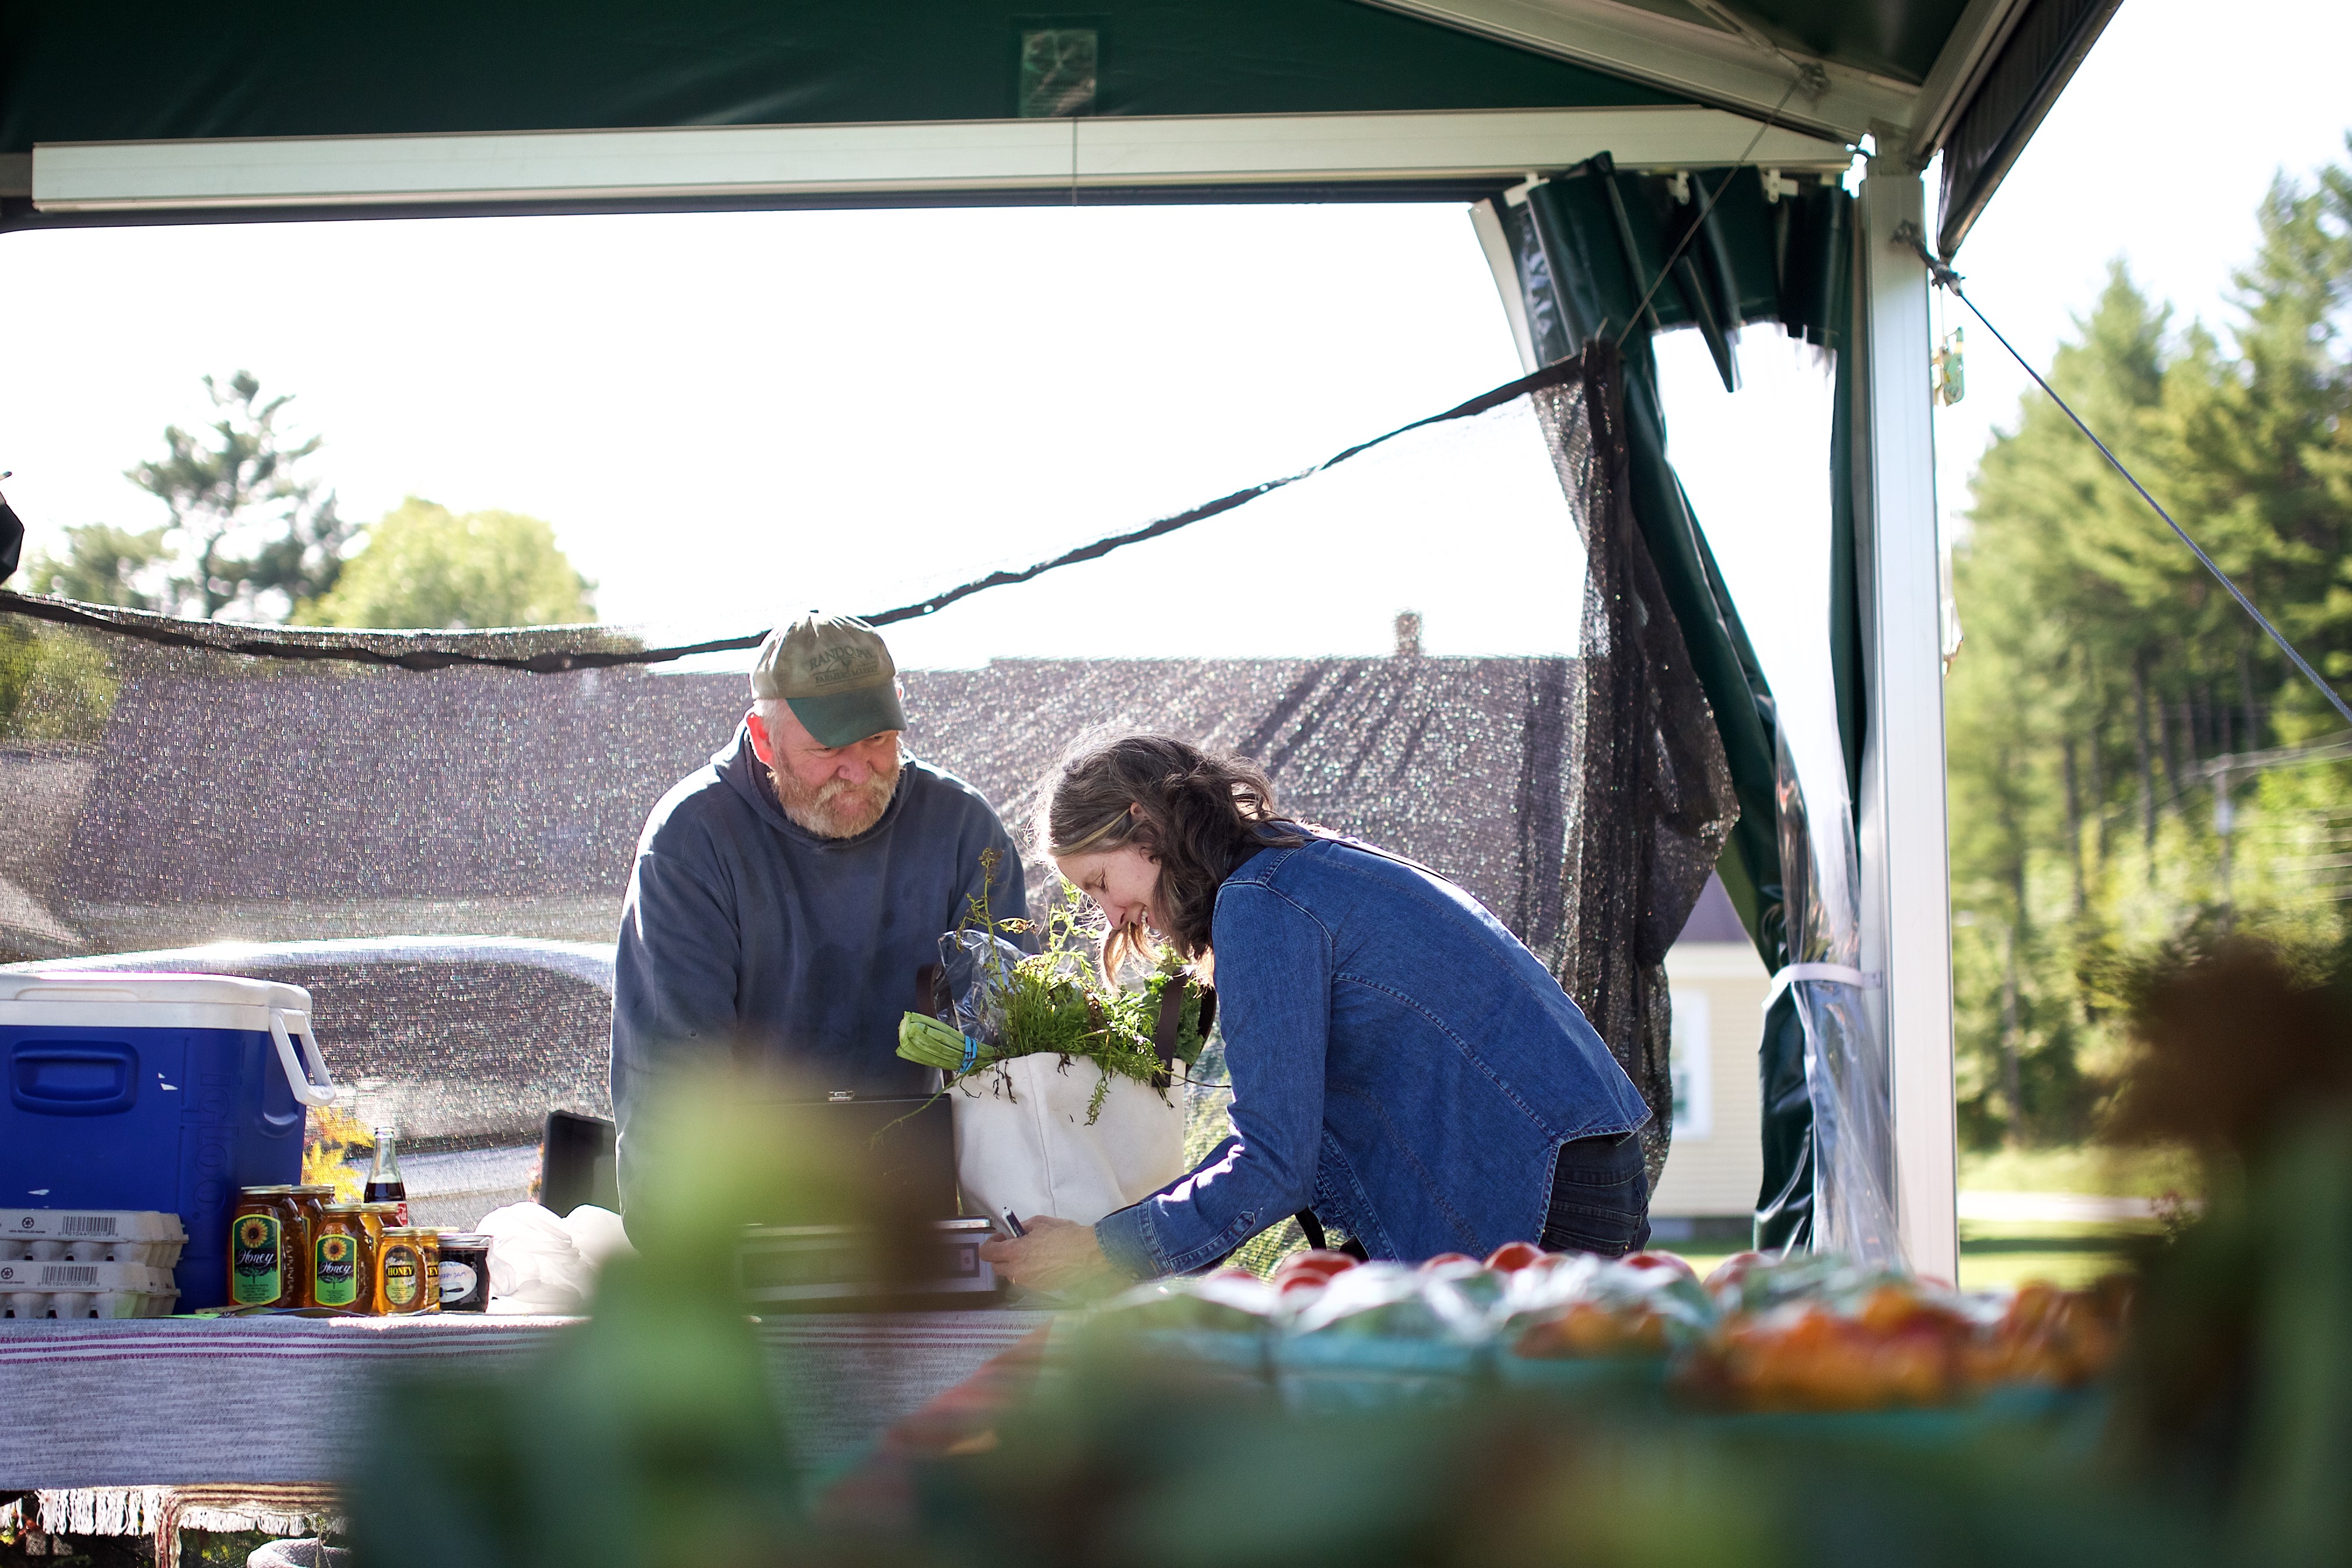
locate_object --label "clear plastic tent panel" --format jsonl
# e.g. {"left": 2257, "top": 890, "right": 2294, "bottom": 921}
{"left": 1773, "top": 727, "right": 1903, "bottom": 1269}
{"left": 0, "top": 354, "right": 1732, "bottom": 1226}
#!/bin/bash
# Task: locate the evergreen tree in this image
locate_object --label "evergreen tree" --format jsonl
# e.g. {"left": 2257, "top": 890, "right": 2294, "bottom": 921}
{"left": 127, "top": 370, "right": 353, "bottom": 619}
{"left": 1950, "top": 267, "right": 2172, "bottom": 1141}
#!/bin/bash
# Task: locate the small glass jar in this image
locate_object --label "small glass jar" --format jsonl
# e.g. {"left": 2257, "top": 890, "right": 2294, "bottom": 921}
{"left": 376, "top": 1227, "right": 433, "bottom": 1314}
{"left": 433, "top": 1233, "right": 493, "bottom": 1313}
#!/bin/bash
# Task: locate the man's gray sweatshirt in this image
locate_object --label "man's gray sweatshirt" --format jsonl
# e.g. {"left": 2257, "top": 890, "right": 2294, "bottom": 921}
{"left": 610, "top": 727, "right": 1023, "bottom": 1202}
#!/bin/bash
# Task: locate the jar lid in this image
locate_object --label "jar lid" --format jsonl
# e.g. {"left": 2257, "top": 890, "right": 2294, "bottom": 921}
{"left": 436, "top": 1233, "right": 492, "bottom": 1247}
{"left": 289, "top": 1184, "right": 337, "bottom": 1195}
{"left": 239, "top": 1185, "right": 296, "bottom": 1195}
{"left": 321, "top": 1204, "right": 366, "bottom": 1213}
{"left": 382, "top": 1226, "right": 426, "bottom": 1236}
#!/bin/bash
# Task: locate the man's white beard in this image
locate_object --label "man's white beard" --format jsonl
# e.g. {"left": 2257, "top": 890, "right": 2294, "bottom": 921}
{"left": 771, "top": 757, "right": 901, "bottom": 839}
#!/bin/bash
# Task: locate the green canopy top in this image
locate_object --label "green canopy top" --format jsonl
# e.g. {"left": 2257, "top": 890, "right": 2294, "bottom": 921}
{"left": 0, "top": 0, "right": 2117, "bottom": 254}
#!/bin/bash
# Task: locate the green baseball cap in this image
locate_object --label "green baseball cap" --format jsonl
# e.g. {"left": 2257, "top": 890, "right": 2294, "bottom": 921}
{"left": 749, "top": 611, "right": 907, "bottom": 748}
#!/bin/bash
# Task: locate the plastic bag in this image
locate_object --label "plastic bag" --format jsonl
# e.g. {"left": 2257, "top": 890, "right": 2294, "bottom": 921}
{"left": 938, "top": 926, "right": 1029, "bottom": 1046}
{"left": 479, "top": 1201, "right": 636, "bottom": 1316}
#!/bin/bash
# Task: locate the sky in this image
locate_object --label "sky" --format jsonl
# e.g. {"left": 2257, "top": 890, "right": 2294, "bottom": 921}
{"left": 1, "top": 0, "right": 2345, "bottom": 794}
{"left": 1925, "top": 0, "right": 2352, "bottom": 545}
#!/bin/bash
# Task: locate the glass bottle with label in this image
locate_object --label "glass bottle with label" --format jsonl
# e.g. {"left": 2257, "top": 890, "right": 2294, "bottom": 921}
{"left": 364, "top": 1126, "right": 409, "bottom": 1225}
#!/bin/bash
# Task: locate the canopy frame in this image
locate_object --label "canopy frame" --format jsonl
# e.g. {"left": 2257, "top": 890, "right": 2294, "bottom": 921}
{"left": 20, "top": 108, "right": 1850, "bottom": 219}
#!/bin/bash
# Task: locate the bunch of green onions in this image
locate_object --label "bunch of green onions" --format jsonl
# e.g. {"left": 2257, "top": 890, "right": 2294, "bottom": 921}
{"left": 897, "top": 1011, "right": 1003, "bottom": 1075}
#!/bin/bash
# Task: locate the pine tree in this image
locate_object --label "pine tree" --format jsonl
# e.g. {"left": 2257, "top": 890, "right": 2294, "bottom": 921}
{"left": 127, "top": 370, "right": 353, "bottom": 619}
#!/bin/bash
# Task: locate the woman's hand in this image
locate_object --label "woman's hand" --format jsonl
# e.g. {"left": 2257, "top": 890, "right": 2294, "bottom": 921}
{"left": 977, "top": 1216, "right": 1120, "bottom": 1295}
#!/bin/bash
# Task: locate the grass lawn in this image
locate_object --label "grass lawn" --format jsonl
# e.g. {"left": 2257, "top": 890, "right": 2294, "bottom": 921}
{"left": 1958, "top": 1143, "right": 2200, "bottom": 1199}
{"left": 1953, "top": 1143, "right": 2193, "bottom": 1290}
{"left": 1957, "top": 1218, "right": 2160, "bottom": 1290}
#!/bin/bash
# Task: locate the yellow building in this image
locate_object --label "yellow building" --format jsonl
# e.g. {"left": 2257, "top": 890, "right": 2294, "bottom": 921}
{"left": 1650, "top": 877, "right": 1767, "bottom": 1246}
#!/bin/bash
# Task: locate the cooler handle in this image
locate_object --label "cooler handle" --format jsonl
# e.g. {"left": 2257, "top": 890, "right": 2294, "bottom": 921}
{"left": 270, "top": 1008, "right": 338, "bottom": 1108}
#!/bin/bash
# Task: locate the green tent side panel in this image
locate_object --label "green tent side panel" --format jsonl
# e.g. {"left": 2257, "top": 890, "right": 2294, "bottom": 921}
{"left": 0, "top": 1, "right": 1681, "bottom": 154}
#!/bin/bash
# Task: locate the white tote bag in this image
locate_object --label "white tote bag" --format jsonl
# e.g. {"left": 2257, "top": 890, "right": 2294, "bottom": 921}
{"left": 952, "top": 1054, "right": 1188, "bottom": 1228}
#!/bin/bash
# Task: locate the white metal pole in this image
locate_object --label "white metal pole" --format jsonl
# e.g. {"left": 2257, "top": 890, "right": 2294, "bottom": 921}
{"left": 1854, "top": 155, "right": 1960, "bottom": 1281}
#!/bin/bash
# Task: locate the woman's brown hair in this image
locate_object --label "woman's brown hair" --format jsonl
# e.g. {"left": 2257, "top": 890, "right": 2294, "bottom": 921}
{"left": 1039, "top": 731, "right": 1306, "bottom": 977}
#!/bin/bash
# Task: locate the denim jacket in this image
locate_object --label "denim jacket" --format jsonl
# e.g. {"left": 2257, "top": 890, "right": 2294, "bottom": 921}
{"left": 1093, "top": 835, "right": 1649, "bottom": 1276}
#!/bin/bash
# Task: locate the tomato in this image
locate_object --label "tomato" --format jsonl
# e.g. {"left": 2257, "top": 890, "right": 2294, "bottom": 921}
{"left": 1622, "top": 1250, "right": 1699, "bottom": 1285}
{"left": 1271, "top": 1250, "right": 1358, "bottom": 1289}
{"left": 1702, "top": 1251, "right": 1767, "bottom": 1294}
{"left": 1418, "top": 1252, "right": 1477, "bottom": 1272}
{"left": 1204, "top": 1267, "right": 1260, "bottom": 1285}
{"left": 1485, "top": 1241, "right": 1547, "bottom": 1274}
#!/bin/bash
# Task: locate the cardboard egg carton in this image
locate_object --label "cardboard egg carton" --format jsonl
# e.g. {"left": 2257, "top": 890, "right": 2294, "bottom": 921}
{"left": 0, "top": 1257, "right": 181, "bottom": 1320}
{"left": 0, "top": 1208, "right": 188, "bottom": 1269}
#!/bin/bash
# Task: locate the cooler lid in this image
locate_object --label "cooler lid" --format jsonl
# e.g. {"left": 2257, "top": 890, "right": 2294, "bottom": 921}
{"left": 0, "top": 970, "right": 313, "bottom": 1013}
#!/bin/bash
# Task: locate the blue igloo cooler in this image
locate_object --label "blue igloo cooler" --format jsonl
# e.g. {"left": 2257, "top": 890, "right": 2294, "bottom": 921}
{"left": 0, "top": 972, "right": 338, "bottom": 1310}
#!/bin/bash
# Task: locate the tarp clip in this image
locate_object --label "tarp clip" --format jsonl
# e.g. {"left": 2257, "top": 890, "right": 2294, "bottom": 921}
{"left": 1762, "top": 962, "right": 1881, "bottom": 1013}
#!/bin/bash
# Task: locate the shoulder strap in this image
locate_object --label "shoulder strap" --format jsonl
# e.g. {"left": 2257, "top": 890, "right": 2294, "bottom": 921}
{"left": 1151, "top": 974, "right": 1217, "bottom": 1075}
{"left": 1290, "top": 1209, "right": 1368, "bottom": 1262}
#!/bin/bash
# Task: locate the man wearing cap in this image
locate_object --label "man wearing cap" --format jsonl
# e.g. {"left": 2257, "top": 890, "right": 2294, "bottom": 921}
{"left": 609, "top": 612, "right": 1024, "bottom": 1205}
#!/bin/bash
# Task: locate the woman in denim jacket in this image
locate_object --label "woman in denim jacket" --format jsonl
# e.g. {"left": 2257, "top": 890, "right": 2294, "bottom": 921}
{"left": 980, "top": 731, "right": 1652, "bottom": 1292}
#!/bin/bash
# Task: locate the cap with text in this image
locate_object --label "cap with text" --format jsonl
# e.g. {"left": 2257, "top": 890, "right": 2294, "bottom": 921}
{"left": 749, "top": 611, "right": 907, "bottom": 748}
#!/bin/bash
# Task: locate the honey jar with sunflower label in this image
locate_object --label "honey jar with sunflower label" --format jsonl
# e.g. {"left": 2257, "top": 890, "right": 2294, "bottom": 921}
{"left": 312, "top": 1205, "right": 371, "bottom": 1311}
{"left": 228, "top": 1187, "right": 299, "bottom": 1307}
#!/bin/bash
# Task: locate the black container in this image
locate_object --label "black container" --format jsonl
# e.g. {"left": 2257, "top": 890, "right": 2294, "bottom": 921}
{"left": 540, "top": 1110, "right": 620, "bottom": 1218}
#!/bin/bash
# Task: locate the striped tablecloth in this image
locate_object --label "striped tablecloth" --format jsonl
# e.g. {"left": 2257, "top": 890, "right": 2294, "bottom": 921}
{"left": 0, "top": 1310, "right": 1056, "bottom": 1489}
